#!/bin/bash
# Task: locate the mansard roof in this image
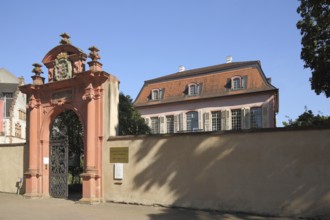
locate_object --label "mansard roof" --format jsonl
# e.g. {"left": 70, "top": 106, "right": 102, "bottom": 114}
{"left": 134, "top": 61, "right": 278, "bottom": 108}
{"left": 0, "top": 68, "right": 20, "bottom": 84}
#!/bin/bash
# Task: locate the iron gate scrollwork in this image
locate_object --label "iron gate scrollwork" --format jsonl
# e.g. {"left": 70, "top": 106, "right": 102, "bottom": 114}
{"left": 49, "top": 139, "right": 68, "bottom": 198}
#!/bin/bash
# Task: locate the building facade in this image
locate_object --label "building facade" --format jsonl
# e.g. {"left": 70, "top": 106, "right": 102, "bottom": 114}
{"left": 134, "top": 61, "right": 278, "bottom": 134}
{"left": 0, "top": 68, "right": 26, "bottom": 143}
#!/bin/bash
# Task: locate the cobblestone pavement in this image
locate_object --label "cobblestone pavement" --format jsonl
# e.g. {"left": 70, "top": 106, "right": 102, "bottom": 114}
{"left": 0, "top": 193, "right": 326, "bottom": 220}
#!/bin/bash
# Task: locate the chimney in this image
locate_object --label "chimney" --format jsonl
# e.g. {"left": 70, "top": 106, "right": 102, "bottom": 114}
{"left": 226, "top": 56, "right": 233, "bottom": 63}
{"left": 178, "top": 65, "right": 186, "bottom": 72}
{"left": 18, "top": 77, "right": 25, "bottom": 85}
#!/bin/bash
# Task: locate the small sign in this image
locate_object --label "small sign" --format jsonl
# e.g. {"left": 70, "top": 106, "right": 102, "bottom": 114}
{"left": 114, "top": 163, "right": 124, "bottom": 180}
{"left": 43, "top": 157, "right": 49, "bottom": 165}
{"left": 110, "top": 147, "right": 129, "bottom": 163}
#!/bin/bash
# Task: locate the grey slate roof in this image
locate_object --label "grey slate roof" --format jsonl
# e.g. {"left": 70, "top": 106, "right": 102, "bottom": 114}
{"left": 0, "top": 68, "right": 19, "bottom": 84}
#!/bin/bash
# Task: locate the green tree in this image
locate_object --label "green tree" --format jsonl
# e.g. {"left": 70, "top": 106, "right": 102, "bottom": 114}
{"left": 51, "top": 110, "right": 83, "bottom": 185}
{"left": 296, "top": 0, "right": 330, "bottom": 97}
{"left": 283, "top": 107, "right": 330, "bottom": 127}
{"left": 118, "top": 92, "right": 151, "bottom": 135}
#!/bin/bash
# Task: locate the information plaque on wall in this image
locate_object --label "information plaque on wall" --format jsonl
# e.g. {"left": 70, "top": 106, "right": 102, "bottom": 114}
{"left": 114, "top": 163, "right": 124, "bottom": 180}
{"left": 110, "top": 147, "right": 129, "bottom": 163}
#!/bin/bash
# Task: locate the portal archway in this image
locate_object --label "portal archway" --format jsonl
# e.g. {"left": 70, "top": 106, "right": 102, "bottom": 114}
{"left": 49, "top": 110, "right": 84, "bottom": 200}
{"left": 20, "top": 34, "right": 119, "bottom": 203}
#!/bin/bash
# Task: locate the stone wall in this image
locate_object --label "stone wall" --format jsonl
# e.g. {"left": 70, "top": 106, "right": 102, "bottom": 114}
{"left": 104, "top": 128, "right": 330, "bottom": 217}
{"left": 0, "top": 143, "right": 27, "bottom": 194}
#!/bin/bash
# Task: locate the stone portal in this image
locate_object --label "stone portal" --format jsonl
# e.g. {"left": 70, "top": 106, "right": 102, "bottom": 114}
{"left": 20, "top": 34, "right": 119, "bottom": 203}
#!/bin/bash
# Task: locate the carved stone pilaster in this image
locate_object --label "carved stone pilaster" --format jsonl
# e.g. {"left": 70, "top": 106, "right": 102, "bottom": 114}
{"left": 27, "top": 98, "right": 41, "bottom": 110}
{"left": 25, "top": 169, "right": 41, "bottom": 178}
{"left": 82, "top": 85, "right": 103, "bottom": 101}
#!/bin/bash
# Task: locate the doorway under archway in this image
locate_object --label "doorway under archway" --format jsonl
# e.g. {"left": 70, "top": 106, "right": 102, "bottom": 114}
{"left": 20, "top": 34, "right": 119, "bottom": 203}
{"left": 50, "top": 110, "right": 84, "bottom": 200}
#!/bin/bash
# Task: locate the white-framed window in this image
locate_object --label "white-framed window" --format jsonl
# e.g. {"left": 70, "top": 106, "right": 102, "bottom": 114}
{"left": 1, "top": 92, "right": 13, "bottom": 98}
{"left": 211, "top": 111, "right": 221, "bottom": 131}
{"left": 188, "top": 83, "right": 197, "bottom": 96}
{"left": 152, "top": 89, "right": 160, "bottom": 100}
{"left": 166, "top": 115, "right": 174, "bottom": 133}
{"left": 227, "top": 76, "right": 248, "bottom": 90}
{"left": 231, "top": 109, "right": 241, "bottom": 130}
{"left": 251, "top": 107, "right": 262, "bottom": 128}
{"left": 1, "top": 94, "right": 14, "bottom": 118}
{"left": 186, "top": 83, "right": 202, "bottom": 96}
{"left": 232, "top": 76, "right": 242, "bottom": 90}
{"left": 19, "top": 109, "right": 26, "bottom": 121}
{"left": 186, "top": 111, "right": 199, "bottom": 131}
{"left": 151, "top": 117, "right": 160, "bottom": 134}
{"left": 150, "top": 88, "right": 165, "bottom": 101}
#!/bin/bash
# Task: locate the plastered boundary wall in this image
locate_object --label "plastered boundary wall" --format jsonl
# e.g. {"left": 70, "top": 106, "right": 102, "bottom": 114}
{"left": 0, "top": 143, "right": 27, "bottom": 194}
{"left": 105, "top": 128, "right": 330, "bottom": 217}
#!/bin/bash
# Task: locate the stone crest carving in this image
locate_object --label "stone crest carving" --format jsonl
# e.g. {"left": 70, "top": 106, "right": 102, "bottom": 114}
{"left": 54, "top": 52, "right": 72, "bottom": 81}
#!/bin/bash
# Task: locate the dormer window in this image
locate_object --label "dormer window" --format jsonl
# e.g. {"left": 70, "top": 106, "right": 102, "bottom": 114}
{"left": 226, "top": 75, "right": 248, "bottom": 91}
{"left": 152, "top": 89, "right": 160, "bottom": 100}
{"left": 150, "top": 88, "right": 165, "bottom": 101}
{"left": 185, "top": 83, "right": 202, "bottom": 96}
{"left": 232, "top": 76, "right": 242, "bottom": 90}
{"left": 189, "top": 84, "right": 197, "bottom": 96}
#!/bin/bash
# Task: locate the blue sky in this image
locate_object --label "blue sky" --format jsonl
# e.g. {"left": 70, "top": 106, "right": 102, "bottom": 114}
{"left": 1, "top": 0, "right": 329, "bottom": 126}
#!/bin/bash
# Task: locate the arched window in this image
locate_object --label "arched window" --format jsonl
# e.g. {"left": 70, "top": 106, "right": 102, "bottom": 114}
{"left": 229, "top": 75, "right": 247, "bottom": 90}
{"left": 232, "top": 77, "right": 241, "bottom": 90}
{"left": 150, "top": 88, "right": 165, "bottom": 101}
{"left": 152, "top": 89, "right": 159, "bottom": 100}
{"left": 189, "top": 84, "right": 197, "bottom": 96}
{"left": 186, "top": 111, "right": 199, "bottom": 131}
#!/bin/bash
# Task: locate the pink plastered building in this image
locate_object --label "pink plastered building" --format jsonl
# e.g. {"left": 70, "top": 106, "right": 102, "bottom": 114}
{"left": 134, "top": 60, "right": 279, "bottom": 134}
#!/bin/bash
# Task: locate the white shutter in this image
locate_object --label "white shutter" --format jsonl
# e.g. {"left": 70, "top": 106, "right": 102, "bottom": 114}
{"left": 204, "top": 111, "right": 211, "bottom": 131}
{"left": 163, "top": 116, "right": 168, "bottom": 133}
{"left": 182, "top": 112, "right": 187, "bottom": 131}
{"left": 221, "top": 110, "right": 227, "bottom": 131}
{"left": 144, "top": 117, "right": 151, "bottom": 128}
{"left": 262, "top": 103, "right": 269, "bottom": 128}
{"left": 178, "top": 113, "right": 184, "bottom": 132}
{"left": 174, "top": 115, "right": 179, "bottom": 133}
{"left": 159, "top": 116, "right": 166, "bottom": 134}
{"left": 221, "top": 109, "right": 232, "bottom": 130}
{"left": 241, "top": 108, "right": 250, "bottom": 129}
{"left": 245, "top": 108, "right": 251, "bottom": 129}
{"left": 198, "top": 110, "right": 203, "bottom": 130}
{"left": 241, "top": 109, "right": 245, "bottom": 129}
{"left": 225, "top": 109, "right": 232, "bottom": 130}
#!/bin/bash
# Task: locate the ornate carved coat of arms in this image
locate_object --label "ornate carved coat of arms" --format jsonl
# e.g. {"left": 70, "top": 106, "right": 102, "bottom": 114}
{"left": 54, "top": 52, "right": 72, "bottom": 81}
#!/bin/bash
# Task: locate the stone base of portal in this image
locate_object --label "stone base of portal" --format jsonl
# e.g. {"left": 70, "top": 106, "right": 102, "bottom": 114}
{"left": 79, "top": 171, "right": 102, "bottom": 204}
{"left": 23, "top": 193, "right": 43, "bottom": 199}
{"left": 23, "top": 170, "right": 43, "bottom": 199}
{"left": 77, "top": 197, "right": 101, "bottom": 204}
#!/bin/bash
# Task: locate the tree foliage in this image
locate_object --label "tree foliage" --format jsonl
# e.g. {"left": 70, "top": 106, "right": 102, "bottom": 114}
{"left": 296, "top": 0, "right": 330, "bottom": 97}
{"left": 118, "top": 92, "right": 151, "bottom": 135}
{"left": 51, "top": 110, "right": 83, "bottom": 184}
{"left": 283, "top": 107, "right": 330, "bottom": 127}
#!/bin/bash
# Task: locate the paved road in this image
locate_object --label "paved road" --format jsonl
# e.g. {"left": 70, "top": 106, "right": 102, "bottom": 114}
{"left": 0, "top": 193, "right": 303, "bottom": 220}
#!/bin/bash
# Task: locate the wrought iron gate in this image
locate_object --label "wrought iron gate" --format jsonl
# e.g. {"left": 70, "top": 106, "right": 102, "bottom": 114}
{"left": 49, "top": 139, "right": 68, "bottom": 198}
